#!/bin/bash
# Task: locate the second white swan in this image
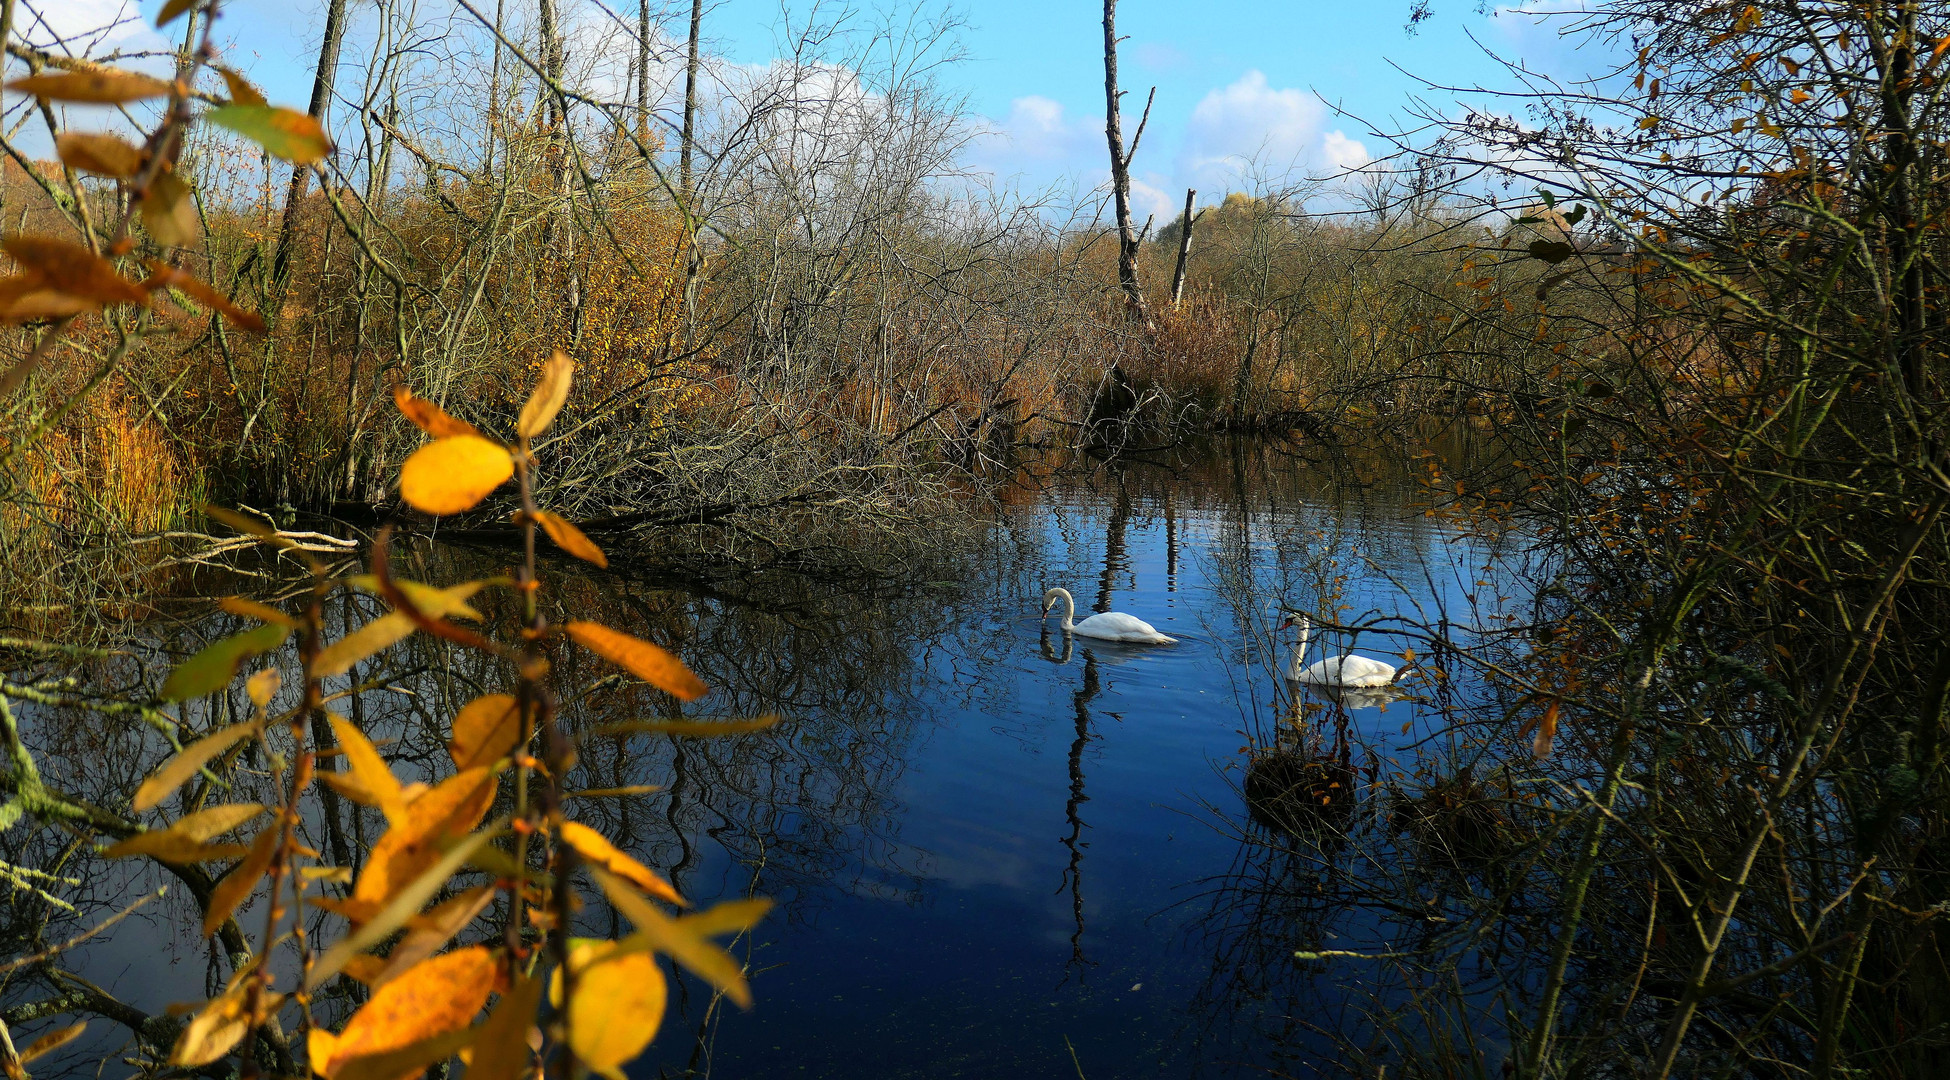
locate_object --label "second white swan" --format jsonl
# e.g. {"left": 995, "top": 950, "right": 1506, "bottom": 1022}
{"left": 1280, "top": 612, "right": 1400, "bottom": 687}
{"left": 1042, "top": 587, "right": 1177, "bottom": 644}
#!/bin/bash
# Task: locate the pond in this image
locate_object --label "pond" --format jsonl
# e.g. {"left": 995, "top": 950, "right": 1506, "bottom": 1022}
{"left": 613, "top": 438, "right": 1535, "bottom": 1078}
{"left": 12, "top": 437, "right": 1542, "bottom": 1079}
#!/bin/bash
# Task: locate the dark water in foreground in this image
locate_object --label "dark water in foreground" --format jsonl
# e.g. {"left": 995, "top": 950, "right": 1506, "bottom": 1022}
{"left": 19, "top": 439, "right": 1536, "bottom": 1078}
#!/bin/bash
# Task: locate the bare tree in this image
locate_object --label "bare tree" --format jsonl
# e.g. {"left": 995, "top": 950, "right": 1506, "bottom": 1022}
{"left": 680, "top": 0, "right": 705, "bottom": 202}
{"left": 1101, "top": 0, "right": 1152, "bottom": 325}
{"left": 271, "top": 0, "right": 348, "bottom": 289}
{"left": 1170, "top": 187, "right": 1198, "bottom": 307}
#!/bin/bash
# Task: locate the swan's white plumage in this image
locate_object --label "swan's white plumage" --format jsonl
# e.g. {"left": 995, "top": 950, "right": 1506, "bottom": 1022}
{"left": 1283, "top": 614, "right": 1398, "bottom": 687}
{"left": 1043, "top": 587, "right": 1177, "bottom": 644}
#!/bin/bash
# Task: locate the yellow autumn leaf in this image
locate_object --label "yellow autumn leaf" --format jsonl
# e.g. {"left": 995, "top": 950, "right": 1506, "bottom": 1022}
{"left": 320, "top": 946, "right": 495, "bottom": 1077}
{"left": 351, "top": 767, "right": 494, "bottom": 911}
{"left": 56, "top": 131, "right": 146, "bottom": 177}
{"left": 464, "top": 973, "right": 544, "bottom": 1080}
{"left": 589, "top": 867, "right": 767, "bottom": 1008}
{"left": 203, "top": 820, "right": 281, "bottom": 937}
{"left": 171, "top": 982, "right": 276, "bottom": 1067}
{"left": 245, "top": 668, "right": 280, "bottom": 710}
{"left": 564, "top": 621, "right": 707, "bottom": 701}
{"left": 517, "top": 350, "right": 574, "bottom": 439}
{"left": 214, "top": 65, "right": 267, "bottom": 106}
{"left": 307, "top": 828, "right": 498, "bottom": 987}
{"left": 133, "top": 722, "right": 259, "bottom": 812}
{"left": 370, "top": 886, "right": 495, "bottom": 988}
{"left": 533, "top": 509, "right": 607, "bottom": 567}
{"left": 560, "top": 821, "right": 685, "bottom": 906}
{"left": 17, "top": 1021, "right": 86, "bottom": 1065}
{"left": 550, "top": 940, "right": 667, "bottom": 1078}
{"left": 328, "top": 713, "right": 407, "bottom": 825}
{"left": 399, "top": 435, "right": 512, "bottom": 515}
{"left": 144, "top": 171, "right": 201, "bottom": 247}
{"left": 448, "top": 693, "right": 522, "bottom": 770}
{"left": 313, "top": 612, "right": 413, "bottom": 679}
{"left": 103, "top": 803, "right": 266, "bottom": 862}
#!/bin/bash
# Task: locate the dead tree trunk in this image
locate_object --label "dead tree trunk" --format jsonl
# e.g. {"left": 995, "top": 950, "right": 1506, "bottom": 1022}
{"left": 679, "top": 0, "right": 706, "bottom": 345}
{"left": 1101, "top": 0, "right": 1152, "bottom": 327}
{"left": 1170, "top": 187, "right": 1198, "bottom": 308}
{"left": 636, "top": 0, "right": 652, "bottom": 144}
{"left": 537, "top": 0, "right": 580, "bottom": 345}
{"left": 680, "top": 0, "right": 704, "bottom": 202}
{"left": 271, "top": 0, "right": 348, "bottom": 290}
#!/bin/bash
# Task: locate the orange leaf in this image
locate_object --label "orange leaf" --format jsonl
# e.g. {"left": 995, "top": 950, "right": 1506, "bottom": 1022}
{"left": 534, "top": 509, "right": 607, "bottom": 567}
{"left": 392, "top": 386, "right": 482, "bottom": 438}
{"left": 448, "top": 693, "right": 522, "bottom": 771}
{"left": 56, "top": 131, "right": 147, "bottom": 177}
{"left": 17, "top": 1021, "right": 86, "bottom": 1065}
{"left": 352, "top": 768, "right": 494, "bottom": 911}
{"left": 0, "top": 274, "right": 95, "bottom": 324}
{"left": 516, "top": 350, "right": 574, "bottom": 439}
{"left": 218, "top": 595, "right": 294, "bottom": 626}
{"left": 560, "top": 821, "right": 685, "bottom": 907}
{"left": 203, "top": 820, "right": 280, "bottom": 937}
{"left": 145, "top": 263, "right": 264, "bottom": 332}
{"left": 564, "top": 621, "right": 707, "bottom": 701}
{"left": 215, "top": 65, "right": 267, "bottom": 106}
{"left": 1533, "top": 701, "right": 1560, "bottom": 760}
{"left": 314, "top": 611, "right": 414, "bottom": 679}
{"left": 399, "top": 436, "right": 512, "bottom": 515}
{"left": 5, "top": 236, "right": 147, "bottom": 305}
{"left": 322, "top": 946, "right": 495, "bottom": 1077}
{"left": 8, "top": 69, "right": 173, "bottom": 104}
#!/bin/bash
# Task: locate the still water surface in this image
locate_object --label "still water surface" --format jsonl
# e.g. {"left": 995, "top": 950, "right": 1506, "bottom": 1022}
{"left": 625, "top": 442, "right": 1523, "bottom": 1078}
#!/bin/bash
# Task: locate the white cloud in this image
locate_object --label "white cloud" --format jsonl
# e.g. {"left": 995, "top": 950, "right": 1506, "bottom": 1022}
{"left": 1321, "top": 130, "right": 1371, "bottom": 171}
{"left": 979, "top": 95, "right": 1099, "bottom": 164}
{"left": 1128, "top": 175, "right": 1178, "bottom": 225}
{"left": 1177, "top": 70, "right": 1325, "bottom": 188}
{"left": 18, "top": 0, "right": 167, "bottom": 58}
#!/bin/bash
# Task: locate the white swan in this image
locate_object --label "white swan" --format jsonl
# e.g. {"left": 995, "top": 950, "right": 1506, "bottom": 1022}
{"left": 1042, "top": 587, "right": 1177, "bottom": 644}
{"left": 1281, "top": 613, "right": 1399, "bottom": 687}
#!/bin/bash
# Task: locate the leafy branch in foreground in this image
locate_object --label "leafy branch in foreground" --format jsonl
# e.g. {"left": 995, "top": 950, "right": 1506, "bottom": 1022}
{"left": 92, "top": 350, "right": 774, "bottom": 1078}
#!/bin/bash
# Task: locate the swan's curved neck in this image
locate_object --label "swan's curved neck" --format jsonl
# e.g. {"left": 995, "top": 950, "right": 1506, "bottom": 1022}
{"left": 1285, "top": 617, "right": 1311, "bottom": 681}
{"left": 1046, "top": 587, "right": 1077, "bottom": 631}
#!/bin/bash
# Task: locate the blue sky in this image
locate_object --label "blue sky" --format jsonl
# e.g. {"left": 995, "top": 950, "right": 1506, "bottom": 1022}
{"left": 47, "top": 0, "right": 1593, "bottom": 218}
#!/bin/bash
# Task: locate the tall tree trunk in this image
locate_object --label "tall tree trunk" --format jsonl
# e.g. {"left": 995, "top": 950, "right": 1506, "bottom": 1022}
{"left": 537, "top": 0, "right": 580, "bottom": 344}
{"left": 1101, "top": 0, "right": 1152, "bottom": 326}
{"left": 1170, "top": 187, "right": 1197, "bottom": 308}
{"left": 680, "top": 0, "right": 703, "bottom": 202}
{"left": 272, "top": 0, "right": 349, "bottom": 291}
{"left": 485, "top": 0, "right": 505, "bottom": 177}
{"left": 636, "top": 0, "right": 651, "bottom": 145}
